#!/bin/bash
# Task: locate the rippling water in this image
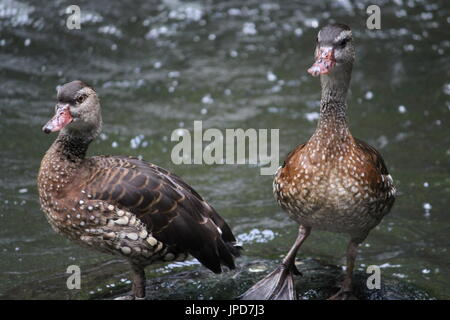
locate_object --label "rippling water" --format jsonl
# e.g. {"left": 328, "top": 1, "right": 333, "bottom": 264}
{"left": 0, "top": 0, "right": 449, "bottom": 299}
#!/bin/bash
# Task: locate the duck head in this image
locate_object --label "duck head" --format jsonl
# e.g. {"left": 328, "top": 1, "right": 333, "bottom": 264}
{"left": 308, "top": 23, "right": 355, "bottom": 77}
{"left": 43, "top": 80, "right": 102, "bottom": 141}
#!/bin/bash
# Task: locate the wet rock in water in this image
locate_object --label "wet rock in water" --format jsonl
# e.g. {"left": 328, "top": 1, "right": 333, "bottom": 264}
{"left": 2, "top": 257, "right": 432, "bottom": 300}
{"left": 108, "top": 257, "right": 433, "bottom": 300}
{"left": 292, "top": 258, "right": 432, "bottom": 300}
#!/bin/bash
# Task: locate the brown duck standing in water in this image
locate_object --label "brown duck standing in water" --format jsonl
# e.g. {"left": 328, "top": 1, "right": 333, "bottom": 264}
{"left": 240, "top": 24, "right": 396, "bottom": 300}
{"left": 38, "top": 81, "right": 241, "bottom": 299}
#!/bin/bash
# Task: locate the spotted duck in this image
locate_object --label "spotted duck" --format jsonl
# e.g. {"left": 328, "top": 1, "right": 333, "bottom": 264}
{"left": 240, "top": 24, "right": 396, "bottom": 300}
{"left": 38, "top": 81, "right": 241, "bottom": 299}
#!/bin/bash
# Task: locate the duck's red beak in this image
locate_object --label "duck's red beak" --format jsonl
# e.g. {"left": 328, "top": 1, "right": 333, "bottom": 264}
{"left": 42, "top": 104, "right": 73, "bottom": 134}
{"left": 307, "top": 46, "right": 336, "bottom": 77}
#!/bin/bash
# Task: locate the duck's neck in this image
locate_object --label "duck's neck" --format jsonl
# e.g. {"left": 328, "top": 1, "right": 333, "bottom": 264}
{"left": 52, "top": 133, "right": 91, "bottom": 162}
{"left": 314, "top": 65, "right": 352, "bottom": 141}
{"left": 38, "top": 133, "right": 92, "bottom": 198}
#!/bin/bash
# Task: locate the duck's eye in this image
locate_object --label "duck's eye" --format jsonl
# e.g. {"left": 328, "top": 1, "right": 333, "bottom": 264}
{"left": 76, "top": 95, "right": 86, "bottom": 104}
{"left": 337, "top": 38, "right": 350, "bottom": 48}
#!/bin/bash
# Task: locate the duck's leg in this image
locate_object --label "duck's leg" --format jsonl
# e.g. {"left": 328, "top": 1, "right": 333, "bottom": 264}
{"left": 239, "top": 225, "right": 311, "bottom": 300}
{"left": 328, "top": 238, "right": 361, "bottom": 300}
{"left": 131, "top": 264, "right": 146, "bottom": 299}
{"left": 115, "top": 264, "right": 146, "bottom": 300}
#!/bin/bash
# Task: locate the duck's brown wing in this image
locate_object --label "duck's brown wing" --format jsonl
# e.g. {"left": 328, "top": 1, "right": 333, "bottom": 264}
{"left": 82, "top": 156, "right": 240, "bottom": 273}
{"left": 354, "top": 138, "right": 396, "bottom": 217}
{"left": 281, "top": 142, "right": 307, "bottom": 168}
{"left": 354, "top": 139, "right": 389, "bottom": 174}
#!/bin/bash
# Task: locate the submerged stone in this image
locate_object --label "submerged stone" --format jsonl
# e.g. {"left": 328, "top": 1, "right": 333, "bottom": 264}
{"left": 109, "top": 257, "right": 433, "bottom": 300}
{"left": 3, "top": 257, "right": 433, "bottom": 300}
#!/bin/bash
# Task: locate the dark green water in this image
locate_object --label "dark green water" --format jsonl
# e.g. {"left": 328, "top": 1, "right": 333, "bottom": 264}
{"left": 0, "top": 0, "right": 448, "bottom": 299}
